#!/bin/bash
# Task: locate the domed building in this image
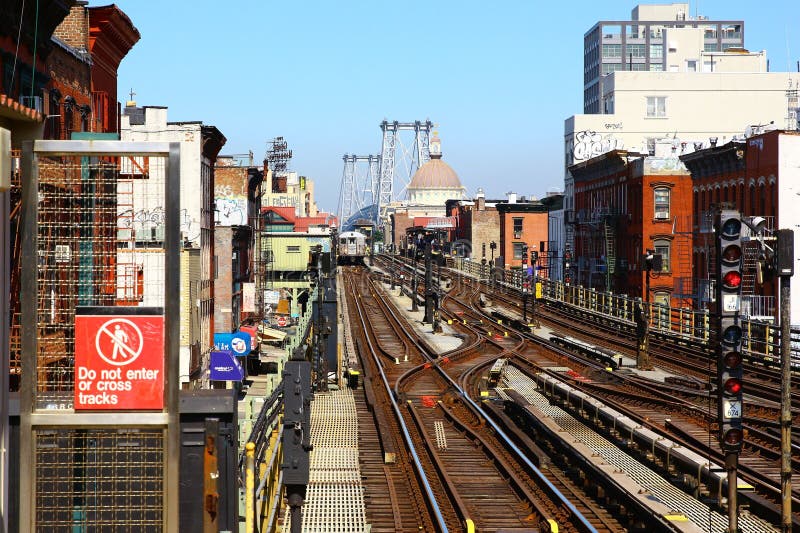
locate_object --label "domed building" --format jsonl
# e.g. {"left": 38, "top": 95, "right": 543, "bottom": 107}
{"left": 390, "top": 134, "right": 466, "bottom": 248}
{"left": 406, "top": 135, "right": 466, "bottom": 205}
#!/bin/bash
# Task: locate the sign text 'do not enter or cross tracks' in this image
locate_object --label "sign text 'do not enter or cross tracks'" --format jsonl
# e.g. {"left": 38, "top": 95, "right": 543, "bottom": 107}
{"left": 74, "top": 307, "right": 165, "bottom": 410}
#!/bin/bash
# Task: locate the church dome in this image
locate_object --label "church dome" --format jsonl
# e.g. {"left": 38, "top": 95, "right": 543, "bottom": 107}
{"left": 408, "top": 158, "right": 463, "bottom": 190}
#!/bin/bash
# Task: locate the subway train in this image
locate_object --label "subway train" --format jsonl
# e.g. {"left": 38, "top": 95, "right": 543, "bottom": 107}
{"left": 337, "top": 231, "right": 369, "bottom": 265}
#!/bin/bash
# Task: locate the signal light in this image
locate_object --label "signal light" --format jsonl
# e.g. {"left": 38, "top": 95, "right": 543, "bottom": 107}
{"left": 722, "top": 428, "right": 744, "bottom": 446}
{"left": 723, "top": 351, "right": 742, "bottom": 368}
{"left": 722, "top": 324, "right": 742, "bottom": 345}
{"left": 724, "top": 378, "right": 742, "bottom": 395}
{"left": 716, "top": 209, "right": 744, "bottom": 453}
{"left": 722, "top": 270, "right": 742, "bottom": 289}
{"left": 720, "top": 218, "right": 741, "bottom": 239}
{"left": 722, "top": 244, "right": 742, "bottom": 263}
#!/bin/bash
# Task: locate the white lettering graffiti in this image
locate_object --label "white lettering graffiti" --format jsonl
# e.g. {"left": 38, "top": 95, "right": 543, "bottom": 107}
{"left": 571, "top": 130, "right": 624, "bottom": 162}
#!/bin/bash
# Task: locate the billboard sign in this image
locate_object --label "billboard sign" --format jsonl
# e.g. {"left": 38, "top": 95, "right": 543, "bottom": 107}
{"left": 210, "top": 351, "right": 244, "bottom": 381}
{"left": 214, "top": 332, "right": 252, "bottom": 356}
{"left": 74, "top": 307, "right": 164, "bottom": 410}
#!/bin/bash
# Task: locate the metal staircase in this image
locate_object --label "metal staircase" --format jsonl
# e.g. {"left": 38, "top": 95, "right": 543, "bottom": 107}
{"left": 604, "top": 221, "right": 616, "bottom": 284}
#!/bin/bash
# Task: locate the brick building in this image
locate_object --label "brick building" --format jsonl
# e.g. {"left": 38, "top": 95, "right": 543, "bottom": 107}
{"left": 87, "top": 5, "right": 140, "bottom": 133}
{"left": 569, "top": 144, "right": 694, "bottom": 307}
{"left": 213, "top": 157, "right": 264, "bottom": 333}
{"left": 446, "top": 190, "right": 501, "bottom": 262}
{"left": 496, "top": 195, "right": 549, "bottom": 271}
{"left": 681, "top": 129, "right": 800, "bottom": 319}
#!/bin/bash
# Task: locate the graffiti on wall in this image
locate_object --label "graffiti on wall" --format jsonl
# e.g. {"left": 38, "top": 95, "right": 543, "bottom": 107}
{"left": 214, "top": 183, "right": 247, "bottom": 226}
{"left": 118, "top": 207, "right": 199, "bottom": 242}
{"left": 569, "top": 130, "right": 624, "bottom": 164}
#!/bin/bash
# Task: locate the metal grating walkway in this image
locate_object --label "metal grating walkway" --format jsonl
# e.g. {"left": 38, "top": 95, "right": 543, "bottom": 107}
{"left": 285, "top": 387, "right": 367, "bottom": 532}
{"left": 501, "top": 367, "right": 777, "bottom": 533}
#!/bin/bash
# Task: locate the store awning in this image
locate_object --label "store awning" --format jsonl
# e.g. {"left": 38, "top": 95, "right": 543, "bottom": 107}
{"left": 258, "top": 327, "right": 287, "bottom": 342}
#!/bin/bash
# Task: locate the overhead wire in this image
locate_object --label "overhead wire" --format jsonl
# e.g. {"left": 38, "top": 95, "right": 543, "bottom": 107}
{"left": 9, "top": 0, "right": 25, "bottom": 95}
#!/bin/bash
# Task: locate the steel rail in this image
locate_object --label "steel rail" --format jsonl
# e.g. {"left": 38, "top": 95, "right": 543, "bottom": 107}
{"left": 349, "top": 274, "right": 450, "bottom": 533}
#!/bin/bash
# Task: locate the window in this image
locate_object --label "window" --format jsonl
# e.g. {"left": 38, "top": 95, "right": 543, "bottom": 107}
{"left": 627, "top": 44, "right": 646, "bottom": 58}
{"left": 686, "top": 60, "right": 697, "bottom": 72}
{"left": 513, "top": 218, "right": 523, "bottom": 238}
{"left": 704, "top": 43, "right": 720, "bottom": 52}
{"left": 654, "top": 239, "right": 671, "bottom": 272}
{"left": 287, "top": 245, "right": 301, "bottom": 253}
{"left": 602, "top": 44, "right": 621, "bottom": 58}
{"left": 602, "top": 63, "right": 622, "bottom": 76}
{"left": 646, "top": 96, "right": 666, "bottom": 117}
{"left": 650, "top": 44, "right": 663, "bottom": 59}
{"left": 630, "top": 63, "right": 647, "bottom": 71}
{"left": 650, "top": 63, "right": 664, "bottom": 71}
{"left": 654, "top": 187, "right": 670, "bottom": 219}
{"left": 513, "top": 243, "right": 524, "bottom": 260}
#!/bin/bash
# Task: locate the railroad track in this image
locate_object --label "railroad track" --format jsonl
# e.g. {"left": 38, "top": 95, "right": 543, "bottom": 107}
{"left": 440, "top": 269, "right": 800, "bottom": 525}
{"left": 344, "top": 265, "right": 613, "bottom": 532}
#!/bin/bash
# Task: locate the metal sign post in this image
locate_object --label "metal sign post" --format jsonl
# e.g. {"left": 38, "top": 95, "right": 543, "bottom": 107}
{"left": 20, "top": 140, "right": 181, "bottom": 531}
{"left": 0, "top": 127, "right": 10, "bottom": 533}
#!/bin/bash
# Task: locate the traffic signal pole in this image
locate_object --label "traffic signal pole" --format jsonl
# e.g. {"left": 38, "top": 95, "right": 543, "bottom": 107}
{"left": 715, "top": 210, "right": 745, "bottom": 532}
{"left": 777, "top": 229, "right": 794, "bottom": 533}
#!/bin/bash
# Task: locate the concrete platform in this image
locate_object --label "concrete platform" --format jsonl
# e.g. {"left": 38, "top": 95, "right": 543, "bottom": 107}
{"left": 382, "top": 281, "right": 465, "bottom": 355}
{"left": 501, "top": 366, "right": 777, "bottom": 533}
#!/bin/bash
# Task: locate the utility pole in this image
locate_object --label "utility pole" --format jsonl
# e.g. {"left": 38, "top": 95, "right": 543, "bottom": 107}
{"left": 637, "top": 250, "right": 655, "bottom": 370}
{"left": 489, "top": 241, "right": 497, "bottom": 287}
{"left": 776, "top": 229, "right": 794, "bottom": 533}
{"left": 411, "top": 252, "right": 419, "bottom": 312}
{"left": 424, "top": 242, "right": 435, "bottom": 323}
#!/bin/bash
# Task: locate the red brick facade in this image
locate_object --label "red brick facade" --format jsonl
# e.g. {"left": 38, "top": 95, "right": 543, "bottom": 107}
{"left": 570, "top": 151, "right": 694, "bottom": 306}
{"left": 497, "top": 203, "right": 549, "bottom": 271}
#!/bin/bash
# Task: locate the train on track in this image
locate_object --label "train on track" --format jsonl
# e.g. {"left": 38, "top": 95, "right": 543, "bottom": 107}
{"left": 337, "top": 231, "right": 369, "bottom": 265}
{"left": 549, "top": 332, "right": 621, "bottom": 370}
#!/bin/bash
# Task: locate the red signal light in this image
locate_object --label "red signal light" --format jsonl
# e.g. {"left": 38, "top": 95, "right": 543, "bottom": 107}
{"left": 724, "top": 378, "right": 742, "bottom": 395}
{"left": 723, "top": 270, "right": 742, "bottom": 289}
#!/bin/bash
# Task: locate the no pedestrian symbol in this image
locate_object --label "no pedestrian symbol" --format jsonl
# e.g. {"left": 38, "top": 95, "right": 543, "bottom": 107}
{"left": 74, "top": 307, "right": 164, "bottom": 411}
{"left": 96, "top": 319, "right": 143, "bottom": 366}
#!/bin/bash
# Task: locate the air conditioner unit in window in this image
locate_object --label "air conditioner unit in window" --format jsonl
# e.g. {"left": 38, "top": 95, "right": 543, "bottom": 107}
{"left": 655, "top": 212, "right": 670, "bottom": 220}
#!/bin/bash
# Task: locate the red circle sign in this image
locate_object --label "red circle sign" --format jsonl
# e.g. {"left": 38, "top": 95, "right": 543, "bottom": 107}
{"left": 276, "top": 316, "right": 287, "bottom": 327}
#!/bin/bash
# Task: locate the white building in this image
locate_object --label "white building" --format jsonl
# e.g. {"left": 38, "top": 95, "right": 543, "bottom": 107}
{"left": 565, "top": 71, "right": 800, "bottom": 235}
{"left": 120, "top": 103, "right": 226, "bottom": 388}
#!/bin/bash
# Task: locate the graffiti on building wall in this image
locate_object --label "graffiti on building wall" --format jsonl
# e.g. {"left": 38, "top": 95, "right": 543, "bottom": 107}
{"left": 215, "top": 197, "right": 246, "bottom": 226}
{"left": 214, "top": 182, "right": 248, "bottom": 226}
{"left": 570, "top": 130, "right": 624, "bottom": 164}
{"left": 117, "top": 207, "right": 199, "bottom": 242}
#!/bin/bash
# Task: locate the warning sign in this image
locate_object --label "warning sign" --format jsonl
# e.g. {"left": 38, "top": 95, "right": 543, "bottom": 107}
{"left": 74, "top": 307, "right": 164, "bottom": 410}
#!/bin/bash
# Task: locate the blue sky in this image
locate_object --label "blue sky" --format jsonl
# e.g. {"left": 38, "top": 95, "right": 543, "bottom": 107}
{"left": 115, "top": 1, "right": 800, "bottom": 213}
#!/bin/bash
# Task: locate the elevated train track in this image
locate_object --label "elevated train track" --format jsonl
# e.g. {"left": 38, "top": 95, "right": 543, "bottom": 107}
{"left": 343, "top": 265, "right": 616, "bottom": 532}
